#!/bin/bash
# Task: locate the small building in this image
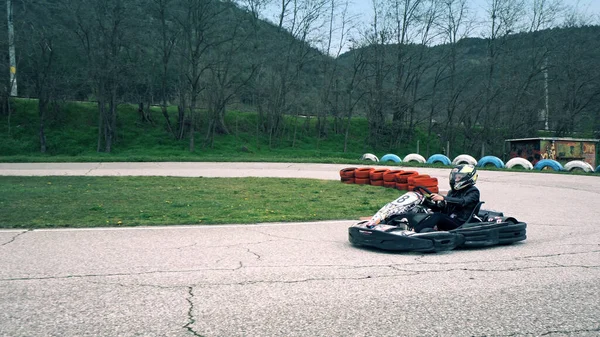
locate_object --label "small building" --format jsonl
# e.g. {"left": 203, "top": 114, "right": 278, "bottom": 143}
{"left": 505, "top": 137, "right": 598, "bottom": 167}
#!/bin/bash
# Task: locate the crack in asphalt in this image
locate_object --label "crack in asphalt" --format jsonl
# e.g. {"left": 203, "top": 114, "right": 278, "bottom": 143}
{"left": 3, "top": 247, "right": 597, "bottom": 283}
{"left": 175, "top": 238, "right": 278, "bottom": 250}
{"left": 246, "top": 228, "right": 339, "bottom": 242}
{"left": 1, "top": 230, "right": 31, "bottom": 246}
{"left": 522, "top": 257, "right": 599, "bottom": 269}
{"left": 539, "top": 326, "right": 600, "bottom": 335}
{"left": 5, "top": 256, "right": 597, "bottom": 283}
{"left": 192, "top": 273, "right": 422, "bottom": 287}
{"left": 84, "top": 163, "right": 102, "bottom": 176}
{"left": 0, "top": 265, "right": 244, "bottom": 282}
{"left": 519, "top": 249, "right": 600, "bottom": 259}
{"left": 479, "top": 325, "right": 600, "bottom": 337}
{"left": 184, "top": 287, "right": 205, "bottom": 337}
{"left": 245, "top": 248, "right": 261, "bottom": 260}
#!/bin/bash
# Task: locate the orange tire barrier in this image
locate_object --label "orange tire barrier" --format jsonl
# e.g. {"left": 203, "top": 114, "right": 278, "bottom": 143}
{"left": 339, "top": 167, "right": 357, "bottom": 179}
{"left": 396, "top": 183, "right": 409, "bottom": 190}
{"left": 384, "top": 181, "right": 397, "bottom": 188}
{"left": 355, "top": 178, "right": 370, "bottom": 185}
{"left": 354, "top": 168, "right": 374, "bottom": 179}
{"left": 342, "top": 178, "right": 355, "bottom": 184}
{"left": 407, "top": 174, "right": 431, "bottom": 186}
{"left": 383, "top": 170, "right": 404, "bottom": 182}
{"left": 370, "top": 180, "right": 385, "bottom": 186}
{"left": 395, "top": 171, "right": 419, "bottom": 183}
{"left": 370, "top": 169, "right": 389, "bottom": 181}
{"left": 411, "top": 177, "right": 438, "bottom": 186}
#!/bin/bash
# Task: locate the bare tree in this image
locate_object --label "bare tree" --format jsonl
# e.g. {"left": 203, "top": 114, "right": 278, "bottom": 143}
{"left": 315, "top": 0, "right": 355, "bottom": 143}
{"left": 341, "top": 41, "right": 368, "bottom": 153}
{"left": 434, "top": 0, "right": 474, "bottom": 154}
{"left": 69, "top": 0, "right": 135, "bottom": 153}
{"left": 204, "top": 9, "right": 258, "bottom": 147}
{"left": 149, "top": 0, "right": 180, "bottom": 136}
{"left": 359, "top": 0, "right": 393, "bottom": 145}
{"left": 476, "top": 0, "right": 525, "bottom": 152}
{"left": 262, "top": 0, "right": 329, "bottom": 148}
{"left": 501, "top": 0, "right": 563, "bottom": 138}
{"left": 388, "top": 0, "right": 423, "bottom": 147}
{"left": 174, "top": 0, "right": 225, "bottom": 151}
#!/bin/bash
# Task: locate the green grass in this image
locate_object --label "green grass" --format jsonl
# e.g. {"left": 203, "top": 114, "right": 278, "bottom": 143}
{"left": 0, "top": 98, "right": 446, "bottom": 162}
{"left": 0, "top": 176, "right": 401, "bottom": 229}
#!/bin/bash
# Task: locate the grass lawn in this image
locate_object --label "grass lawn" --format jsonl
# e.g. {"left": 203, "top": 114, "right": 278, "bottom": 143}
{"left": 0, "top": 176, "right": 402, "bottom": 229}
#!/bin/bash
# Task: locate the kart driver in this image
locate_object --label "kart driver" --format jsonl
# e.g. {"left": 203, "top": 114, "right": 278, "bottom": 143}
{"left": 414, "top": 164, "right": 480, "bottom": 232}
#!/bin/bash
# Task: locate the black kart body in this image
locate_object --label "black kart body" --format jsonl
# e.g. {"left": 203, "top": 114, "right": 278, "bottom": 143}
{"left": 348, "top": 188, "right": 527, "bottom": 253}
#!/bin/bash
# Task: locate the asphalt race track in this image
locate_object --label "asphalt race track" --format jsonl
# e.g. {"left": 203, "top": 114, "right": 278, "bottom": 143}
{"left": 1, "top": 162, "right": 599, "bottom": 337}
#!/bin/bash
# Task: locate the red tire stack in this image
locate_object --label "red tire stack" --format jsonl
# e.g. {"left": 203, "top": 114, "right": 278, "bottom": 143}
{"left": 383, "top": 170, "right": 403, "bottom": 188}
{"left": 394, "top": 171, "right": 418, "bottom": 191}
{"left": 369, "top": 168, "right": 389, "bottom": 186}
{"left": 353, "top": 167, "right": 374, "bottom": 185}
{"left": 339, "top": 167, "right": 357, "bottom": 184}
{"left": 339, "top": 167, "right": 440, "bottom": 194}
{"left": 408, "top": 174, "right": 439, "bottom": 193}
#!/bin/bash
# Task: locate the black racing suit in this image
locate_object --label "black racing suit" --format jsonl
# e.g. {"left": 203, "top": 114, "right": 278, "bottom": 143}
{"left": 414, "top": 185, "right": 481, "bottom": 232}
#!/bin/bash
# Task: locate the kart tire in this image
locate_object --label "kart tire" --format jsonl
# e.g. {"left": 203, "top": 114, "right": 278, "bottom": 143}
{"left": 403, "top": 153, "right": 426, "bottom": 164}
{"left": 360, "top": 153, "right": 379, "bottom": 162}
{"left": 370, "top": 169, "right": 390, "bottom": 180}
{"left": 505, "top": 158, "right": 533, "bottom": 170}
{"left": 564, "top": 160, "right": 594, "bottom": 173}
{"left": 383, "top": 170, "right": 404, "bottom": 182}
{"left": 452, "top": 154, "right": 478, "bottom": 166}
{"left": 411, "top": 177, "right": 438, "bottom": 186}
{"left": 355, "top": 178, "right": 370, "bottom": 185}
{"left": 426, "top": 154, "right": 452, "bottom": 165}
{"left": 477, "top": 156, "right": 505, "bottom": 169}
{"left": 339, "top": 167, "right": 357, "bottom": 179}
{"left": 342, "top": 178, "right": 355, "bottom": 184}
{"left": 384, "top": 181, "right": 397, "bottom": 188}
{"left": 380, "top": 154, "right": 402, "bottom": 163}
{"left": 354, "top": 168, "right": 374, "bottom": 179}
{"left": 396, "top": 183, "right": 409, "bottom": 190}
{"left": 533, "top": 159, "right": 563, "bottom": 171}
{"left": 395, "top": 171, "right": 419, "bottom": 183}
{"left": 370, "top": 179, "right": 384, "bottom": 186}
{"left": 407, "top": 174, "right": 431, "bottom": 185}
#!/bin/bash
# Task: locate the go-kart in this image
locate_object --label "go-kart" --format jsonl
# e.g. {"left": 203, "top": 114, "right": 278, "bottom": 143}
{"left": 348, "top": 186, "right": 527, "bottom": 253}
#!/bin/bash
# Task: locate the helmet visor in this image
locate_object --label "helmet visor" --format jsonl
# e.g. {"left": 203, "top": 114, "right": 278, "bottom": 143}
{"left": 453, "top": 173, "right": 465, "bottom": 181}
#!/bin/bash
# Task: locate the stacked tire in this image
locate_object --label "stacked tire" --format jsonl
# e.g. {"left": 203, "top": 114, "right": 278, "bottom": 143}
{"left": 394, "top": 171, "right": 418, "bottom": 191}
{"left": 339, "top": 167, "right": 439, "bottom": 193}
{"left": 407, "top": 174, "right": 439, "bottom": 193}
{"left": 339, "top": 167, "right": 357, "bottom": 184}
{"left": 382, "top": 170, "right": 403, "bottom": 188}
{"left": 353, "top": 167, "right": 374, "bottom": 185}
{"left": 369, "top": 169, "right": 389, "bottom": 186}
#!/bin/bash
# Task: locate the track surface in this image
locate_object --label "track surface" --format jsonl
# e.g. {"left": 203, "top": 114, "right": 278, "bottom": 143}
{"left": 1, "top": 163, "right": 599, "bottom": 337}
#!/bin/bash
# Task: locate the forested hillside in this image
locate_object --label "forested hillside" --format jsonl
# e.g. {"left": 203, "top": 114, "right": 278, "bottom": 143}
{"left": 1, "top": 0, "right": 599, "bottom": 159}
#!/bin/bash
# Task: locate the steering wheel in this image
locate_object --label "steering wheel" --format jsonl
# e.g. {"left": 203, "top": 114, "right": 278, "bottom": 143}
{"left": 413, "top": 185, "right": 434, "bottom": 199}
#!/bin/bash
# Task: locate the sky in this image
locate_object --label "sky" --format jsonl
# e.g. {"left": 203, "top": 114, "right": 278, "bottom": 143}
{"left": 348, "top": 0, "right": 600, "bottom": 29}
{"left": 260, "top": 0, "right": 600, "bottom": 54}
